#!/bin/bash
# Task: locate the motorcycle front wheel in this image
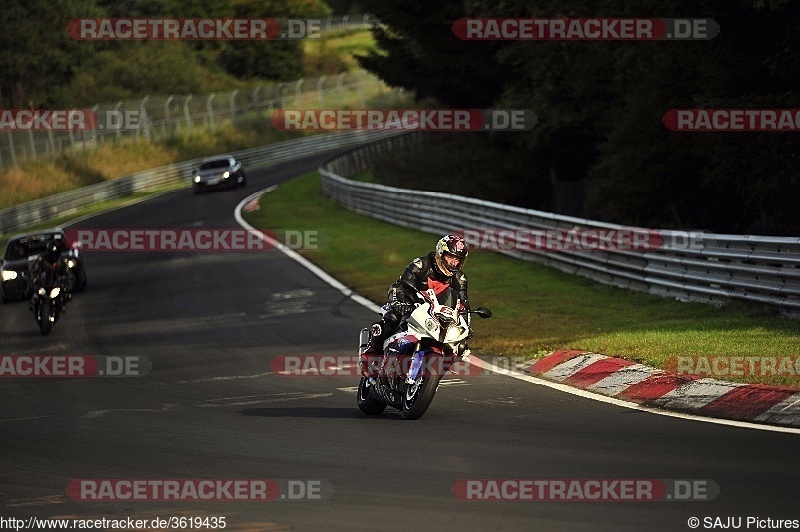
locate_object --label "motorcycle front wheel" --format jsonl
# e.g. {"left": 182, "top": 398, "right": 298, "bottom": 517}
{"left": 357, "top": 377, "right": 387, "bottom": 415}
{"left": 401, "top": 374, "right": 442, "bottom": 420}
{"left": 39, "top": 300, "right": 52, "bottom": 336}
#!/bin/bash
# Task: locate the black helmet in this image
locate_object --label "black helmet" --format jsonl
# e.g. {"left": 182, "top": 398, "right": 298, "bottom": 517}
{"left": 43, "top": 239, "right": 61, "bottom": 263}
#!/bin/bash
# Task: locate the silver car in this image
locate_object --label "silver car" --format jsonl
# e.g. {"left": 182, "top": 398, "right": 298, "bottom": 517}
{"left": 191, "top": 155, "right": 247, "bottom": 193}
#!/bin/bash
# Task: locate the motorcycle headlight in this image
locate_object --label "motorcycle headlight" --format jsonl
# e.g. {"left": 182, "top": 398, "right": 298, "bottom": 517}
{"left": 194, "top": 176, "right": 201, "bottom": 183}
{"left": 1, "top": 270, "right": 17, "bottom": 281}
{"left": 38, "top": 287, "right": 46, "bottom": 296}
{"left": 222, "top": 171, "right": 230, "bottom": 179}
{"left": 66, "top": 259, "right": 76, "bottom": 269}
{"left": 49, "top": 287, "right": 61, "bottom": 298}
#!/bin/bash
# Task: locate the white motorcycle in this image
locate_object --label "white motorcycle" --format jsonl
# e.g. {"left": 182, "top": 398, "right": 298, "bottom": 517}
{"left": 356, "top": 287, "right": 492, "bottom": 420}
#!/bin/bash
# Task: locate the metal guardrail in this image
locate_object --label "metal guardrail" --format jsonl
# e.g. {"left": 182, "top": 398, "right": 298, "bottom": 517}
{"left": 320, "top": 133, "right": 800, "bottom": 314}
{"left": 0, "top": 129, "right": 407, "bottom": 235}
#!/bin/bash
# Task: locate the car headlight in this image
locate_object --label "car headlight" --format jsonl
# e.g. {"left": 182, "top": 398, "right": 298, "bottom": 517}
{"left": 49, "top": 287, "right": 61, "bottom": 298}
{"left": 194, "top": 176, "right": 201, "bottom": 183}
{"left": 1, "top": 270, "right": 17, "bottom": 281}
{"left": 222, "top": 171, "right": 230, "bottom": 179}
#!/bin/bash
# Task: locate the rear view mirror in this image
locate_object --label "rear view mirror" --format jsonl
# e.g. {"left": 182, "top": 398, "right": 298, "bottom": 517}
{"left": 474, "top": 307, "right": 492, "bottom": 318}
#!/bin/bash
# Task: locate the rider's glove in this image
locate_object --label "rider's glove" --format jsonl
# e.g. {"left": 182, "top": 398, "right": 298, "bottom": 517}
{"left": 390, "top": 300, "right": 412, "bottom": 315}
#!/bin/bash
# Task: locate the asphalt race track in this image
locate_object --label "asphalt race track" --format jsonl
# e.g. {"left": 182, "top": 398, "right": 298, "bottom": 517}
{"left": 2, "top": 149, "right": 799, "bottom": 531}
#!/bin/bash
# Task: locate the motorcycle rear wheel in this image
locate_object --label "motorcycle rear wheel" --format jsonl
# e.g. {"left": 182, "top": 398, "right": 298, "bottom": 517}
{"left": 357, "top": 377, "right": 387, "bottom": 415}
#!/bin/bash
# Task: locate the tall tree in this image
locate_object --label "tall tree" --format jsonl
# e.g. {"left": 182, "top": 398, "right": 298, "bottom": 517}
{"left": 355, "top": 1, "right": 512, "bottom": 107}
{"left": 356, "top": 0, "right": 800, "bottom": 233}
{"left": 218, "top": 0, "right": 332, "bottom": 81}
{"left": 0, "top": 0, "right": 103, "bottom": 107}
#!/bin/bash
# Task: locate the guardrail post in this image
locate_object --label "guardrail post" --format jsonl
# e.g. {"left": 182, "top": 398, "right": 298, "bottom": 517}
{"left": 90, "top": 105, "right": 100, "bottom": 148}
{"left": 206, "top": 94, "right": 216, "bottom": 132}
{"left": 294, "top": 79, "right": 304, "bottom": 108}
{"left": 275, "top": 83, "right": 284, "bottom": 109}
{"left": 7, "top": 132, "right": 17, "bottom": 167}
{"left": 47, "top": 129, "right": 56, "bottom": 158}
{"left": 114, "top": 101, "right": 123, "bottom": 141}
{"left": 229, "top": 89, "right": 239, "bottom": 124}
{"left": 184, "top": 95, "right": 193, "bottom": 131}
{"left": 27, "top": 130, "right": 36, "bottom": 160}
{"left": 317, "top": 76, "right": 326, "bottom": 108}
{"left": 164, "top": 96, "right": 174, "bottom": 136}
{"left": 67, "top": 110, "right": 77, "bottom": 151}
{"left": 138, "top": 95, "right": 150, "bottom": 141}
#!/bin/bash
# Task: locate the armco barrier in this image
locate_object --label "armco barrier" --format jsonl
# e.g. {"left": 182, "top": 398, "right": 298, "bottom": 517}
{"left": 319, "top": 133, "right": 800, "bottom": 314}
{"left": 0, "top": 129, "right": 406, "bottom": 235}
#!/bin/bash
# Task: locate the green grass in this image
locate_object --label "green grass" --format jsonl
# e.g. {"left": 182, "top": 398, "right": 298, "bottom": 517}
{"left": 244, "top": 171, "right": 800, "bottom": 388}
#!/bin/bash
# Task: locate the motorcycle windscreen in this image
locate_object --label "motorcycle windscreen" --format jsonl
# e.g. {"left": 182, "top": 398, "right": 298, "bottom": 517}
{"left": 434, "top": 286, "right": 458, "bottom": 308}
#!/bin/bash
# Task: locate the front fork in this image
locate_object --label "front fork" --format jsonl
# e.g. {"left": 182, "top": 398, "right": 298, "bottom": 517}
{"left": 406, "top": 350, "right": 425, "bottom": 384}
{"left": 30, "top": 292, "right": 40, "bottom": 318}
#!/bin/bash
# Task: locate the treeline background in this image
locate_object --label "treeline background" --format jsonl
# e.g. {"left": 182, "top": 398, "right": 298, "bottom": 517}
{"left": 2, "top": 0, "right": 798, "bottom": 234}
{"left": 0, "top": 0, "right": 356, "bottom": 108}
{"left": 357, "top": 0, "right": 800, "bottom": 235}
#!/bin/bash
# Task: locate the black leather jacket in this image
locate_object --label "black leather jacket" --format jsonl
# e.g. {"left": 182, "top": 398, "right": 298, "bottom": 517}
{"left": 30, "top": 255, "right": 67, "bottom": 289}
{"left": 388, "top": 252, "right": 469, "bottom": 311}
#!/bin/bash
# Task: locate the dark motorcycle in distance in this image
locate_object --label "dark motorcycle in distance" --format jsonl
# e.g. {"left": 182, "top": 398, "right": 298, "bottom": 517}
{"left": 356, "top": 287, "right": 492, "bottom": 420}
{"left": 28, "top": 267, "right": 69, "bottom": 336}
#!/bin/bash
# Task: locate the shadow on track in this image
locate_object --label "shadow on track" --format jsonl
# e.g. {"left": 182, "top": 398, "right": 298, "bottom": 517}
{"left": 240, "top": 406, "right": 403, "bottom": 419}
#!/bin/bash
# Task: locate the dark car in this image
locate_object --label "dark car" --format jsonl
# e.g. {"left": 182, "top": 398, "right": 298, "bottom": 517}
{"left": 191, "top": 155, "right": 246, "bottom": 193}
{"left": 1, "top": 229, "right": 87, "bottom": 303}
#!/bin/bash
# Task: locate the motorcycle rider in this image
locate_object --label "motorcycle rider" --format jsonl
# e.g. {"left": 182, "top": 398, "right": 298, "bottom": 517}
{"left": 29, "top": 239, "right": 70, "bottom": 313}
{"left": 360, "top": 234, "right": 471, "bottom": 378}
